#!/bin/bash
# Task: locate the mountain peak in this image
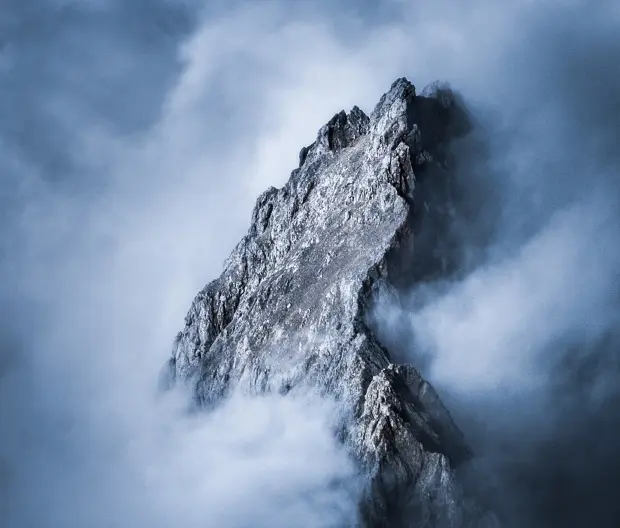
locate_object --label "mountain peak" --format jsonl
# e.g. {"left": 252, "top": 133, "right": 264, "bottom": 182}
{"left": 377, "top": 76, "right": 417, "bottom": 108}
{"left": 166, "top": 78, "right": 497, "bottom": 527}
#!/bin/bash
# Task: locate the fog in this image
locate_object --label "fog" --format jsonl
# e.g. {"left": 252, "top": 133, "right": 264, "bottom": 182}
{"left": 370, "top": 2, "right": 620, "bottom": 525}
{"left": 2, "top": 0, "right": 620, "bottom": 526}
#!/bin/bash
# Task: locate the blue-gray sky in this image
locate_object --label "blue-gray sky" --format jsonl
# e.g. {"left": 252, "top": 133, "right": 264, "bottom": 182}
{"left": 1, "top": 1, "right": 620, "bottom": 526}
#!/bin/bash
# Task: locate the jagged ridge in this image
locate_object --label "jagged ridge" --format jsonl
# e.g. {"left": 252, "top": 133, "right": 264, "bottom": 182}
{"left": 166, "top": 78, "right": 497, "bottom": 527}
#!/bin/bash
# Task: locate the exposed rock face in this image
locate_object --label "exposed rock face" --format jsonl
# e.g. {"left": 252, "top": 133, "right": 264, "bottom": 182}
{"left": 166, "top": 78, "right": 497, "bottom": 527}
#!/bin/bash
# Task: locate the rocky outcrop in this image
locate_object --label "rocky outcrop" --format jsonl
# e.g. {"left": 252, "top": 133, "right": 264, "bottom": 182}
{"left": 165, "top": 78, "right": 496, "bottom": 527}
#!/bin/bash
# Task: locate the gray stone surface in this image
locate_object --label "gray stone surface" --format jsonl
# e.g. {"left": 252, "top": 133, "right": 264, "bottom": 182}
{"left": 165, "top": 78, "right": 497, "bottom": 527}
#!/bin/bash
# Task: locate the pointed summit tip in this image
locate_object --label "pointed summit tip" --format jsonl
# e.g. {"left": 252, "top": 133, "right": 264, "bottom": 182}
{"left": 388, "top": 77, "right": 416, "bottom": 97}
{"left": 371, "top": 77, "right": 417, "bottom": 121}
{"left": 368, "top": 77, "right": 418, "bottom": 148}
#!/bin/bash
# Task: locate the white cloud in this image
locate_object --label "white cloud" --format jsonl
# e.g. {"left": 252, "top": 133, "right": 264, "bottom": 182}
{"left": 407, "top": 198, "right": 620, "bottom": 395}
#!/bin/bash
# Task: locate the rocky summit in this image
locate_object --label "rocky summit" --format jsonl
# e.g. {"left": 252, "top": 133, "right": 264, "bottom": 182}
{"left": 165, "top": 78, "right": 498, "bottom": 527}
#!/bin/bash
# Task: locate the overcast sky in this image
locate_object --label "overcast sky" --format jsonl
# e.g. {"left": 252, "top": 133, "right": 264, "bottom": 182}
{"left": 1, "top": 1, "right": 620, "bottom": 527}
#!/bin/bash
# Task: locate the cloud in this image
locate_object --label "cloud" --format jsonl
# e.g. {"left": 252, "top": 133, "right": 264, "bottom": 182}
{"left": 367, "top": 1, "right": 620, "bottom": 525}
{"left": 2, "top": 0, "right": 620, "bottom": 526}
{"left": 2, "top": 382, "right": 357, "bottom": 527}
{"left": 0, "top": 2, "right": 388, "bottom": 526}
{"left": 409, "top": 197, "right": 620, "bottom": 396}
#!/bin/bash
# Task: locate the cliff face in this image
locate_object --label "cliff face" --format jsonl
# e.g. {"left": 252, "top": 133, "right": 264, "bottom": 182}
{"left": 166, "top": 78, "right": 497, "bottom": 527}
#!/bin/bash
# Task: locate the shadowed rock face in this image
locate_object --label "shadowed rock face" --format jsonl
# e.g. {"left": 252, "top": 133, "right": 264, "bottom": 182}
{"left": 166, "top": 78, "right": 497, "bottom": 527}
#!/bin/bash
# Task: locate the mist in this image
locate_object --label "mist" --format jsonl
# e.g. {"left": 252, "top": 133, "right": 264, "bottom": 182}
{"left": 370, "top": 2, "right": 620, "bottom": 526}
{"left": 2, "top": 0, "right": 620, "bottom": 527}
